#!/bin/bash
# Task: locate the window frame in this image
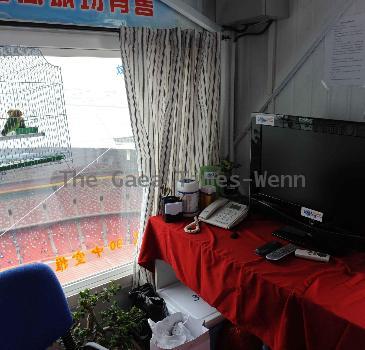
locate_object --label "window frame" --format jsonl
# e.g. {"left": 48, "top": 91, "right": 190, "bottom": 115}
{"left": 1, "top": 26, "right": 138, "bottom": 290}
{"left": 64, "top": 263, "right": 133, "bottom": 299}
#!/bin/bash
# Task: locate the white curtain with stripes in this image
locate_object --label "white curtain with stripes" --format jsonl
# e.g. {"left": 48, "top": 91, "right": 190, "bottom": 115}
{"left": 120, "top": 27, "right": 221, "bottom": 286}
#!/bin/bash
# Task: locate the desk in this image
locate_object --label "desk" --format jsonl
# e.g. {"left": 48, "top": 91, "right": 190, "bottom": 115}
{"left": 139, "top": 215, "right": 365, "bottom": 350}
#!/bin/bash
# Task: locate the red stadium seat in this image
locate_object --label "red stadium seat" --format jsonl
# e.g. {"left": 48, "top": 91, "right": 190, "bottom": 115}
{"left": 46, "top": 189, "right": 76, "bottom": 221}
{"left": 51, "top": 221, "right": 82, "bottom": 255}
{"left": 104, "top": 215, "right": 128, "bottom": 243}
{"left": 15, "top": 228, "right": 53, "bottom": 264}
{"left": 79, "top": 217, "right": 105, "bottom": 250}
{"left": 0, "top": 207, "right": 11, "bottom": 230}
{"left": 0, "top": 233, "right": 19, "bottom": 269}
{"left": 0, "top": 178, "right": 142, "bottom": 274}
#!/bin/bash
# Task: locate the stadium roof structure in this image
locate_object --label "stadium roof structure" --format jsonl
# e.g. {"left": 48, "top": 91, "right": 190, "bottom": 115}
{"left": 113, "top": 136, "right": 136, "bottom": 150}
{"left": 0, "top": 46, "right": 72, "bottom": 174}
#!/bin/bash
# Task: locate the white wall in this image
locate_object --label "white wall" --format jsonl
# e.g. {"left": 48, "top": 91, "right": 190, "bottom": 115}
{"left": 273, "top": 0, "right": 365, "bottom": 120}
{"left": 181, "top": 0, "right": 216, "bottom": 21}
{"left": 235, "top": 0, "right": 365, "bottom": 193}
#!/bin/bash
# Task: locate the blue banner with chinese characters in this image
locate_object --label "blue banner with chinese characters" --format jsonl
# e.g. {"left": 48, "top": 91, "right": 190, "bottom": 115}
{"left": 0, "top": 0, "right": 185, "bottom": 28}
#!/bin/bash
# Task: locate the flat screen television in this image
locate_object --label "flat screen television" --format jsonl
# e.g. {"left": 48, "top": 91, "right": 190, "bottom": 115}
{"left": 250, "top": 113, "right": 365, "bottom": 251}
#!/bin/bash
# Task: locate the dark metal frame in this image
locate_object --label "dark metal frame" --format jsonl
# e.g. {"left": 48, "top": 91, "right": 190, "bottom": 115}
{"left": 0, "top": 19, "right": 119, "bottom": 33}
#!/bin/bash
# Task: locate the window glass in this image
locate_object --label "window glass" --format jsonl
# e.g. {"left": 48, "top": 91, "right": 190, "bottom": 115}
{"left": 0, "top": 48, "right": 141, "bottom": 285}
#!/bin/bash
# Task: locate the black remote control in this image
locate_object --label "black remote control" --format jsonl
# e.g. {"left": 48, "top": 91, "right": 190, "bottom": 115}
{"left": 255, "top": 241, "right": 283, "bottom": 257}
{"left": 266, "top": 243, "right": 297, "bottom": 261}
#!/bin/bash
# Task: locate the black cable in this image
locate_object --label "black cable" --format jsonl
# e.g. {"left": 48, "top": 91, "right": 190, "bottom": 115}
{"left": 221, "top": 21, "right": 266, "bottom": 41}
{"left": 234, "top": 20, "right": 274, "bottom": 42}
{"left": 223, "top": 21, "right": 262, "bottom": 33}
{"left": 223, "top": 24, "right": 249, "bottom": 34}
{"left": 222, "top": 35, "right": 232, "bottom": 41}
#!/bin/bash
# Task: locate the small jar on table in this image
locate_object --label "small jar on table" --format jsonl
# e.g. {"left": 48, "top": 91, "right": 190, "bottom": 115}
{"left": 200, "top": 185, "right": 216, "bottom": 210}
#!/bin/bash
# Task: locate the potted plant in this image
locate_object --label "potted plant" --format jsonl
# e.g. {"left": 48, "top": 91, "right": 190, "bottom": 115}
{"left": 220, "top": 159, "right": 241, "bottom": 199}
{"left": 71, "top": 282, "right": 150, "bottom": 350}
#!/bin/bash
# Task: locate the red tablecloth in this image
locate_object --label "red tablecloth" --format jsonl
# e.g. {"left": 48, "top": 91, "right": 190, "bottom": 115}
{"left": 139, "top": 215, "right": 365, "bottom": 350}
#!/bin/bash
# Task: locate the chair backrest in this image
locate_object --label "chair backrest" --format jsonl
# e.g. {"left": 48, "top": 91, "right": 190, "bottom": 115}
{"left": 0, "top": 263, "right": 73, "bottom": 350}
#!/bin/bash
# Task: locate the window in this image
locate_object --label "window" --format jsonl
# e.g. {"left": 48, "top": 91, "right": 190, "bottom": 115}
{"left": 0, "top": 41, "right": 141, "bottom": 287}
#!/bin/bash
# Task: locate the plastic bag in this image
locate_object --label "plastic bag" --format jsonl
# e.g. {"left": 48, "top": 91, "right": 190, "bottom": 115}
{"left": 129, "top": 283, "right": 168, "bottom": 322}
{"left": 149, "top": 313, "right": 193, "bottom": 349}
{"left": 149, "top": 312, "right": 210, "bottom": 350}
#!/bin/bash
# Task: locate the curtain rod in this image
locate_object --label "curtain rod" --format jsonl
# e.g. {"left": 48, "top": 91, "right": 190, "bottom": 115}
{"left": 160, "top": 0, "right": 222, "bottom": 32}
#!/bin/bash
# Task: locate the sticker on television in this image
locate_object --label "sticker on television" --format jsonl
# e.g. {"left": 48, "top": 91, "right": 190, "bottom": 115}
{"left": 301, "top": 207, "right": 323, "bottom": 223}
{"left": 256, "top": 114, "right": 275, "bottom": 126}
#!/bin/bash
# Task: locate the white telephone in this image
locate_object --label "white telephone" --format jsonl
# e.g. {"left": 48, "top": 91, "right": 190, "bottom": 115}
{"left": 199, "top": 198, "right": 249, "bottom": 229}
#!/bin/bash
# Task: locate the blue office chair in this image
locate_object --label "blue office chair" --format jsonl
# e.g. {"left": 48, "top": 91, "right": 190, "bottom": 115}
{"left": 0, "top": 263, "right": 108, "bottom": 350}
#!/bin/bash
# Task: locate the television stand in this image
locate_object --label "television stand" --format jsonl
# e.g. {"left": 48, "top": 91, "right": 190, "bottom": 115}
{"left": 272, "top": 225, "right": 345, "bottom": 255}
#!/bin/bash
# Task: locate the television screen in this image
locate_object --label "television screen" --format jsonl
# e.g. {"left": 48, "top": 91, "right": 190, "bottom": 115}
{"left": 251, "top": 114, "right": 365, "bottom": 240}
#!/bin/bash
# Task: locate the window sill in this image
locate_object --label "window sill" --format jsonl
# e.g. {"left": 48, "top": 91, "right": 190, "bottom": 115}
{"left": 64, "top": 263, "right": 133, "bottom": 306}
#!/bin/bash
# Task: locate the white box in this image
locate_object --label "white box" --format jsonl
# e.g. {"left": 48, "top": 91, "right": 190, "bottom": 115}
{"left": 158, "top": 282, "right": 223, "bottom": 329}
{"left": 155, "top": 260, "right": 224, "bottom": 329}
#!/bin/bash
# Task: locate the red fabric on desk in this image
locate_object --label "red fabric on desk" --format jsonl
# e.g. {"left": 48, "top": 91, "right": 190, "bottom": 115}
{"left": 139, "top": 216, "right": 365, "bottom": 350}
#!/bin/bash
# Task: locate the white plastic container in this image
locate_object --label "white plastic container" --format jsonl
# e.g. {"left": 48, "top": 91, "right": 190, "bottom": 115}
{"left": 158, "top": 282, "right": 223, "bottom": 329}
{"left": 177, "top": 179, "right": 200, "bottom": 217}
{"left": 155, "top": 260, "right": 224, "bottom": 329}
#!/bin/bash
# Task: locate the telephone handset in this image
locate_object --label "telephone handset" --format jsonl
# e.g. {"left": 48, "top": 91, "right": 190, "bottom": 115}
{"left": 199, "top": 198, "right": 249, "bottom": 229}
